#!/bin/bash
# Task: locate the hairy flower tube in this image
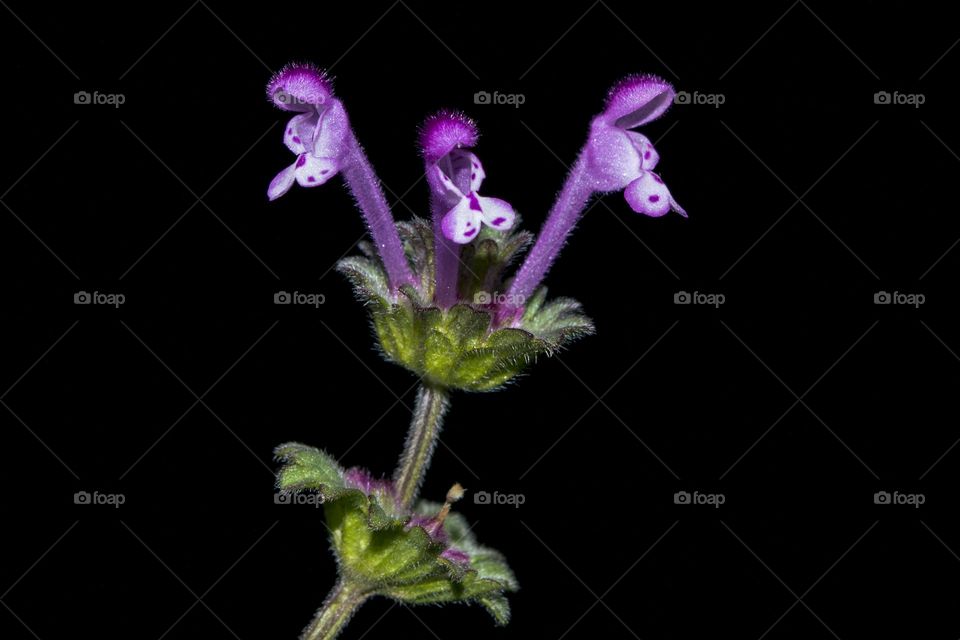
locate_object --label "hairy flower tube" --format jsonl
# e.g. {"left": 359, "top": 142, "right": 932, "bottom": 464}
{"left": 265, "top": 64, "right": 686, "bottom": 640}
{"left": 266, "top": 63, "right": 415, "bottom": 290}
{"left": 506, "top": 74, "right": 685, "bottom": 310}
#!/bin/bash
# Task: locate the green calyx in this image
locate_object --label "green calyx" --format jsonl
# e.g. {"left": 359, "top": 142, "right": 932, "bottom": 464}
{"left": 336, "top": 217, "right": 594, "bottom": 392}
{"left": 274, "top": 443, "right": 518, "bottom": 625}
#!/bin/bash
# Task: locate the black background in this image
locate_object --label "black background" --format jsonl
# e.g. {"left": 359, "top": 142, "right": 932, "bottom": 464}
{"left": 2, "top": 1, "right": 959, "bottom": 638}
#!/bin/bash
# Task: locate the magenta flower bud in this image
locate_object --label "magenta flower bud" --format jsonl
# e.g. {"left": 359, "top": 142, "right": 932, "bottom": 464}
{"left": 440, "top": 547, "right": 471, "bottom": 566}
{"left": 405, "top": 502, "right": 471, "bottom": 568}
{"left": 343, "top": 467, "right": 394, "bottom": 497}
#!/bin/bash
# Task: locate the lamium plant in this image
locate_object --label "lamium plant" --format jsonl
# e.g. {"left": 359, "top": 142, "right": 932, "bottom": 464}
{"left": 266, "top": 62, "right": 686, "bottom": 639}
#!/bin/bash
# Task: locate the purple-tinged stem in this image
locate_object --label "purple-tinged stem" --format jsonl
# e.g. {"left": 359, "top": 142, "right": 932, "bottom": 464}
{"left": 507, "top": 152, "right": 595, "bottom": 305}
{"left": 430, "top": 198, "right": 461, "bottom": 307}
{"left": 340, "top": 137, "right": 415, "bottom": 291}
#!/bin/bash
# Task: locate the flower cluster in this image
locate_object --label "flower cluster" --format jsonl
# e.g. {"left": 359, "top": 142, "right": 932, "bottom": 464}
{"left": 265, "top": 62, "right": 686, "bottom": 640}
{"left": 266, "top": 64, "right": 684, "bottom": 391}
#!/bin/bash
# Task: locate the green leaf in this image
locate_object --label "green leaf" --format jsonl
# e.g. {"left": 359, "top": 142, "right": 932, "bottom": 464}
{"left": 336, "top": 256, "right": 391, "bottom": 307}
{"left": 522, "top": 289, "right": 596, "bottom": 347}
{"left": 326, "top": 499, "right": 442, "bottom": 586}
{"left": 322, "top": 492, "right": 520, "bottom": 624}
{"left": 274, "top": 443, "right": 345, "bottom": 496}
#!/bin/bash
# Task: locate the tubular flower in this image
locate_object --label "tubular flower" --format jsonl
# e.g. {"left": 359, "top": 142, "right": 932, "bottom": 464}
{"left": 586, "top": 74, "right": 685, "bottom": 217}
{"left": 266, "top": 64, "right": 348, "bottom": 200}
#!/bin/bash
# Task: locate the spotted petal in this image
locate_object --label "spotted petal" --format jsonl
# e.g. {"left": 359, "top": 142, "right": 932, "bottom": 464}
{"left": 434, "top": 164, "right": 465, "bottom": 200}
{"left": 628, "top": 131, "right": 659, "bottom": 170}
{"left": 294, "top": 153, "right": 338, "bottom": 187}
{"left": 441, "top": 196, "right": 483, "bottom": 243}
{"left": 436, "top": 149, "right": 485, "bottom": 196}
{"left": 461, "top": 151, "right": 486, "bottom": 193}
{"left": 624, "top": 171, "right": 676, "bottom": 217}
{"left": 476, "top": 195, "right": 516, "bottom": 231}
{"left": 283, "top": 112, "right": 318, "bottom": 155}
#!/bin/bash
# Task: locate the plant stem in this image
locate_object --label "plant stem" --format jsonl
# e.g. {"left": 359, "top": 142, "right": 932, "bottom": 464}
{"left": 506, "top": 152, "right": 595, "bottom": 305}
{"left": 341, "top": 137, "right": 416, "bottom": 291}
{"left": 431, "top": 206, "right": 461, "bottom": 308}
{"left": 301, "top": 580, "right": 370, "bottom": 640}
{"left": 394, "top": 384, "right": 450, "bottom": 510}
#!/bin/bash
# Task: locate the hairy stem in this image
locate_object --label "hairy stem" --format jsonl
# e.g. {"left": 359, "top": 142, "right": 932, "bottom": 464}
{"left": 506, "top": 152, "right": 595, "bottom": 305}
{"left": 301, "top": 580, "right": 370, "bottom": 640}
{"left": 394, "top": 384, "right": 450, "bottom": 510}
{"left": 341, "top": 137, "right": 416, "bottom": 291}
{"left": 428, "top": 156, "right": 464, "bottom": 308}
{"left": 431, "top": 207, "right": 461, "bottom": 308}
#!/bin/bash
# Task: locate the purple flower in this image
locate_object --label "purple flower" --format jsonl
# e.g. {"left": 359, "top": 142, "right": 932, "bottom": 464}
{"left": 436, "top": 151, "right": 516, "bottom": 243}
{"left": 267, "top": 64, "right": 348, "bottom": 200}
{"left": 421, "top": 111, "right": 516, "bottom": 245}
{"left": 266, "top": 62, "right": 415, "bottom": 291}
{"left": 420, "top": 111, "right": 516, "bottom": 308}
{"left": 506, "top": 74, "right": 686, "bottom": 307}
{"left": 586, "top": 74, "right": 685, "bottom": 217}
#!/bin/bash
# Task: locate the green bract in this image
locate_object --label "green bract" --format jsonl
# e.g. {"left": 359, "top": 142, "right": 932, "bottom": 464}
{"left": 336, "top": 218, "right": 594, "bottom": 391}
{"left": 274, "top": 443, "right": 518, "bottom": 624}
